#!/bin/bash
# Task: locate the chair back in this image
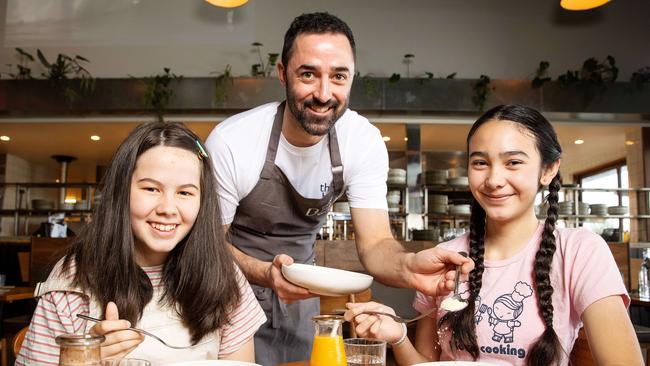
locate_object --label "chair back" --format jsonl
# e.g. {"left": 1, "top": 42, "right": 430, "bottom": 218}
{"left": 12, "top": 326, "right": 28, "bottom": 357}
{"left": 30, "top": 237, "right": 71, "bottom": 285}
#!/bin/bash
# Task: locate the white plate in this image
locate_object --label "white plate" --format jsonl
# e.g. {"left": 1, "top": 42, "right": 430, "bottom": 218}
{"left": 412, "top": 362, "right": 500, "bottom": 366}
{"left": 165, "top": 361, "right": 261, "bottom": 366}
{"left": 281, "top": 263, "right": 373, "bottom": 296}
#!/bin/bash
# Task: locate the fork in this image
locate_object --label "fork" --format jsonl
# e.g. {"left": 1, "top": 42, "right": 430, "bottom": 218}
{"left": 332, "top": 307, "right": 437, "bottom": 324}
{"left": 77, "top": 314, "right": 193, "bottom": 349}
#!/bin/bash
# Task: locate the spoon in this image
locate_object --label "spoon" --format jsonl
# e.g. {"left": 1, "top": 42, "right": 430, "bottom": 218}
{"left": 440, "top": 251, "right": 469, "bottom": 312}
{"left": 333, "top": 306, "right": 437, "bottom": 324}
{"left": 77, "top": 314, "right": 193, "bottom": 349}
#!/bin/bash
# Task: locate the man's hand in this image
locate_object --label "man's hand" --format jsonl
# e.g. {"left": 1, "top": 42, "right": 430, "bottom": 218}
{"left": 266, "top": 254, "right": 317, "bottom": 304}
{"left": 404, "top": 247, "right": 474, "bottom": 296}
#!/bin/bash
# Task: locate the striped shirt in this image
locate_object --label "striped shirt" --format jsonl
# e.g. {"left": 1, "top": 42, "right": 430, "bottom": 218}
{"left": 16, "top": 264, "right": 266, "bottom": 365}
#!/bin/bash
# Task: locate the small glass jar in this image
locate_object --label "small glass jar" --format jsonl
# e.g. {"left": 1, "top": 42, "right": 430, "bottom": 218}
{"left": 56, "top": 333, "right": 105, "bottom": 366}
{"left": 310, "top": 315, "right": 346, "bottom": 366}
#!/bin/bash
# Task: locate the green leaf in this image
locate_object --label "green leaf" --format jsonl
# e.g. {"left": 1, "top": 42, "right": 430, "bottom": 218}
{"left": 36, "top": 49, "right": 51, "bottom": 68}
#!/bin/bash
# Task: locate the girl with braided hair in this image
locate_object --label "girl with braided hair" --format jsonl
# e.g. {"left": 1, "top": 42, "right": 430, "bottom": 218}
{"left": 345, "top": 104, "right": 642, "bottom": 365}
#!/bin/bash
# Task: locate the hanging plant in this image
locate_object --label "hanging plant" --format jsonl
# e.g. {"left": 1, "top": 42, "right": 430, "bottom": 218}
{"left": 416, "top": 71, "right": 434, "bottom": 85}
{"left": 6, "top": 48, "right": 35, "bottom": 79}
{"left": 143, "top": 68, "right": 182, "bottom": 122}
{"left": 557, "top": 55, "right": 618, "bottom": 105}
{"left": 630, "top": 67, "right": 650, "bottom": 91}
{"left": 472, "top": 75, "right": 491, "bottom": 111}
{"left": 212, "top": 64, "right": 233, "bottom": 105}
{"left": 446, "top": 72, "right": 457, "bottom": 79}
{"left": 251, "top": 42, "right": 279, "bottom": 77}
{"left": 356, "top": 72, "right": 380, "bottom": 98}
{"left": 531, "top": 61, "right": 551, "bottom": 89}
{"left": 36, "top": 49, "right": 95, "bottom": 103}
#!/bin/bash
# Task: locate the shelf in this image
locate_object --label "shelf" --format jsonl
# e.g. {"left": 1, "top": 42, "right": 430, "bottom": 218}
{"left": 559, "top": 186, "right": 650, "bottom": 192}
{"left": 423, "top": 213, "right": 471, "bottom": 219}
{"left": 389, "top": 212, "right": 408, "bottom": 218}
{"left": 0, "top": 209, "right": 93, "bottom": 215}
{"left": 421, "top": 184, "right": 469, "bottom": 192}
{"left": 554, "top": 215, "right": 644, "bottom": 219}
{"left": 387, "top": 183, "right": 407, "bottom": 189}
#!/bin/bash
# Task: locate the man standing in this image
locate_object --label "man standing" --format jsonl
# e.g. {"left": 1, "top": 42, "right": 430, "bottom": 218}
{"left": 206, "top": 12, "right": 472, "bottom": 365}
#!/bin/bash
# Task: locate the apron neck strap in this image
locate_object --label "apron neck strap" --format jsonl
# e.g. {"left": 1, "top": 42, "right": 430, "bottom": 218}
{"left": 261, "top": 102, "right": 285, "bottom": 179}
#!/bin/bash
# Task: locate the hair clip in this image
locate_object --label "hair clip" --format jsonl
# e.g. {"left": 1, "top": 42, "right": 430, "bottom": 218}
{"left": 195, "top": 139, "right": 208, "bottom": 160}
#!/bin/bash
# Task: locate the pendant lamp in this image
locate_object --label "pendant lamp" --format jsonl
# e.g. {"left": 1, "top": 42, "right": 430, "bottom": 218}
{"left": 560, "top": 0, "right": 610, "bottom": 10}
{"left": 205, "top": 0, "right": 248, "bottom": 8}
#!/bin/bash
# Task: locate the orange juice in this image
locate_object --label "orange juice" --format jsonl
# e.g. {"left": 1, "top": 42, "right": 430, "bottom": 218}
{"left": 310, "top": 335, "right": 346, "bottom": 366}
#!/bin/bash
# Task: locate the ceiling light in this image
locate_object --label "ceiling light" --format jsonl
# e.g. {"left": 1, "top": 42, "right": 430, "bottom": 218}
{"left": 560, "top": 0, "right": 610, "bottom": 11}
{"left": 0, "top": 136, "right": 9, "bottom": 141}
{"left": 574, "top": 139, "right": 584, "bottom": 145}
{"left": 383, "top": 136, "right": 391, "bottom": 142}
{"left": 90, "top": 135, "right": 101, "bottom": 141}
{"left": 205, "top": 0, "right": 248, "bottom": 8}
{"left": 626, "top": 140, "right": 635, "bottom": 146}
{"left": 404, "top": 137, "right": 408, "bottom": 141}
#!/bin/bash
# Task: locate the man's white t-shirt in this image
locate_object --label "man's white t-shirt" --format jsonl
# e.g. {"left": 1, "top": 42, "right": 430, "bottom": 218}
{"left": 205, "top": 101, "right": 389, "bottom": 225}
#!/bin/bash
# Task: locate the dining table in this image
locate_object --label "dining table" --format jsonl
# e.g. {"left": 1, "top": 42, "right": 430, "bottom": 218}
{"left": 0, "top": 287, "right": 34, "bottom": 303}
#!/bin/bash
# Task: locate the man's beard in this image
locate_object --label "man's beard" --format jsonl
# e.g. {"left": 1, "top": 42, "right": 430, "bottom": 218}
{"left": 286, "top": 83, "right": 347, "bottom": 136}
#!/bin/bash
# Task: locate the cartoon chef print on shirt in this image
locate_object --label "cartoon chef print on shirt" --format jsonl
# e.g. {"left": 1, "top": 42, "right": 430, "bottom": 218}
{"left": 483, "top": 281, "right": 533, "bottom": 343}
{"left": 459, "top": 289, "right": 485, "bottom": 325}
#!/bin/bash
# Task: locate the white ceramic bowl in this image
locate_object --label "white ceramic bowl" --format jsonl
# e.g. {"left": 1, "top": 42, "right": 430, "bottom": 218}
{"left": 281, "top": 263, "right": 373, "bottom": 296}
{"left": 165, "top": 361, "right": 261, "bottom": 366}
{"left": 412, "top": 362, "right": 500, "bottom": 366}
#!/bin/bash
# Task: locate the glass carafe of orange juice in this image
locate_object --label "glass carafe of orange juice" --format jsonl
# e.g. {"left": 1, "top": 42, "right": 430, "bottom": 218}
{"left": 310, "top": 315, "right": 346, "bottom": 366}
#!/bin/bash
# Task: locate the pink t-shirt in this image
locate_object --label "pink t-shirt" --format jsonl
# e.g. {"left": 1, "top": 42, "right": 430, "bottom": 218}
{"left": 413, "top": 224, "right": 629, "bottom": 366}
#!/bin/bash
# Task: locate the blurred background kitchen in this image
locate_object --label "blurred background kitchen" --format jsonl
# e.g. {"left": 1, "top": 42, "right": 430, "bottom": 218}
{"left": 0, "top": 0, "right": 649, "bottom": 364}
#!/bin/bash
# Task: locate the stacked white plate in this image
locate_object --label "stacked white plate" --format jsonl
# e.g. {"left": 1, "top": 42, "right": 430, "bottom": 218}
{"left": 387, "top": 168, "right": 406, "bottom": 185}
{"left": 607, "top": 205, "right": 628, "bottom": 215}
{"left": 590, "top": 203, "right": 608, "bottom": 216}
{"left": 387, "top": 191, "right": 401, "bottom": 213}
{"left": 578, "top": 202, "right": 590, "bottom": 215}
{"left": 559, "top": 201, "right": 574, "bottom": 215}
{"left": 428, "top": 194, "right": 448, "bottom": 214}
{"left": 449, "top": 204, "right": 471, "bottom": 216}
{"left": 332, "top": 201, "right": 350, "bottom": 213}
{"left": 447, "top": 176, "right": 469, "bottom": 187}
{"left": 424, "top": 169, "right": 448, "bottom": 185}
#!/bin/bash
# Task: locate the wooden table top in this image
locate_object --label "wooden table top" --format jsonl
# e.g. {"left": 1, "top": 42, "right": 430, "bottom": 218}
{"left": 0, "top": 286, "right": 34, "bottom": 302}
{"left": 275, "top": 362, "right": 308, "bottom": 366}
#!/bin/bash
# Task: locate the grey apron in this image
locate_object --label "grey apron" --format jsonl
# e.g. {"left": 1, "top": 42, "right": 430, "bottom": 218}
{"left": 228, "top": 102, "right": 345, "bottom": 366}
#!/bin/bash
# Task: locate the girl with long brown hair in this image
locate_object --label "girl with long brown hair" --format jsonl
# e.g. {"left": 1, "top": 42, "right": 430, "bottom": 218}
{"left": 17, "top": 122, "right": 266, "bottom": 365}
{"left": 346, "top": 105, "right": 642, "bottom": 365}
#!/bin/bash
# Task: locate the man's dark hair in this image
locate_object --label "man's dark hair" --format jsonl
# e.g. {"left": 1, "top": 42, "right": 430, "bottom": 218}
{"left": 281, "top": 12, "right": 356, "bottom": 68}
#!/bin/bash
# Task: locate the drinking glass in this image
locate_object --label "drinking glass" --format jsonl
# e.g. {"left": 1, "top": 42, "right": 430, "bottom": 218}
{"left": 343, "top": 338, "right": 386, "bottom": 366}
{"left": 101, "top": 359, "right": 151, "bottom": 366}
